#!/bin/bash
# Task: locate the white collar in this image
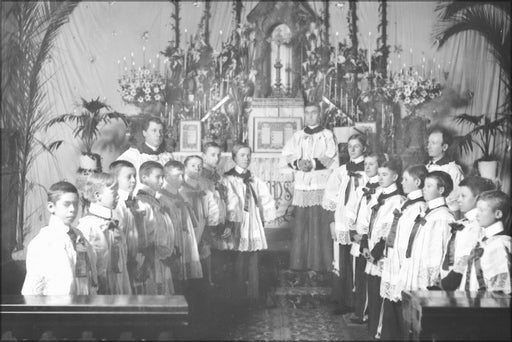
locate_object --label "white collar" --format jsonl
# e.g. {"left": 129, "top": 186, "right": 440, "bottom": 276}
{"left": 48, "top": 215, "right": 71, "bottom": 234}
{"left": 368, "top": 175, "right": 379, "bottom": 183}
{"left": 464, "top": 208, "right": 478, "bottom": 221}
{"left": 431, "top": 154, "right": 445, "bottom": 163}
{"left": 351, "top": 155, "right": 365, "bottom": 164}
{"left": 235, "top": 165, "right": 248, "bottom": 174}
{"left": 145, "top": 142, "right": 159, "bottom": 152}
{"left": 427, "top": 196, "right": 446, "bottom": 209}
{"left": 117, "top": 189, "right": 131, "bottom": 201}
{"left": 482, "top": 221, "right": 504, "bottom": 239}
{"left": 307, "top": 124, "right": 319, "bottom": 129}
{"left": 89, "top": 202, "right": 113, "bottom": 219}
{"left": 382, "top": 183, "right": 398, "bottom": 194}
{"left": 408, "top": 189, "right": 423, "bottom": 200}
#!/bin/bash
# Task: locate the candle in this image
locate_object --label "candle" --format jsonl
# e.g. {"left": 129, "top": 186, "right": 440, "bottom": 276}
{"left": 117, "top": 59, "right": 121, "bottom": 77}
{"left": 184, "top": 29, "right": 188, "bottom": 49}
{"left": 142, "top": 46, "right": 146, "bottom": 66}
{"left": 130, "top": 52, "right": 134, "bottom": 65}
{"left": 438, "top": 64, "right": 441, "bottom": 82}
{"left": 170, "top": 105, "right": 173, "bottom": 127}
{"left": 345, "top": 94, "right": 348, "bottom": 114}
{"left": 156, "top": 54, "right": 160, "bottom": 73}
{"left": 340, "top": 88, "right": 343, "bottom": 109}
{"left": 351, "top": 98, "right": 354, "bottom": 116}
{"left": 368, "top": 32, "right": 372, "bottom": 75}
{"left": 382, "top": 104, "right": 385, "bottom": 129}
{"left": 409, "top": 47, "right": 413, "bottom": 67}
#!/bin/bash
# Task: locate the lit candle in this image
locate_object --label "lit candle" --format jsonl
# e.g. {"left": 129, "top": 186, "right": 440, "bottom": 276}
{"left": 409, "top": 47, "right": 413, "bottom": 67}
{"left": 142, "top": 46, "right": 146, "bottom": 66}
{"left": 123, "top": 56, "right": 127, "bottom": 68}
{"left": 130, "top": 52, "right": 134, "bottom": 65}
{"left": 156, "top": 54, "right": 160, "bottom": 72}
{"left": 184, "top": 29, "right": 188, "bottom": 49}
{"left": 345, "top": 94, "right": 348, "bottom": 113}
{"left": 117, "top": 59, "right": 121, "bottom": 77}
{"left": 438, "top": 64, "right": 441, "bottom": 82}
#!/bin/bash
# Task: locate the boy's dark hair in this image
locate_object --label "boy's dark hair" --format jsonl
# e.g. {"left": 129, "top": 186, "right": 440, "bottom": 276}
{"left": 348, "top": 133, "right": 368, "bottom": 149}
{"left": 231, "top": 143, "right": 251, "bottom": 160}
{"left": 184, "top": 155, "right": 203, "bottom": 167}
{"left": 428, "top": 125, "right": 453, "bottom": 147}
{"left": 426, "top": 170, "right": 454, "bottom": 196}
{"left": 164, "top": 160, "right": 184, "bottom": 172}
{"left": 47, "top": 181, "right": 78, "bottom": 204}
{"left": 404, "top": 164, "right": 428, "bottom": 189}
{"left": 202, "top": 141, "right": 221, "bottom": 153}
{"left": 142, "top": 116, "right": 164, "bottom": 131}
{"left": 459, "top": 176, "right": 496, "bottom": 197}
{"left": 477, "top": 190, "right": 510, "bottom": 222}
{"left": 139, "top": 161, "right": 163, "bottom": 182}
{"left": 381, "top": 156, "right": 403, "bottom": 176}
{"left": 109, "top": 160, "right": 136, "bottom": 177}
{"left": 83, "top": 172, "right": 117, "bottom": 203}
{"left": 304, "top": 101, "right": 321, "bottom": 111}
{"left": 365, "top": 152, "right": 387, "bottom": 167}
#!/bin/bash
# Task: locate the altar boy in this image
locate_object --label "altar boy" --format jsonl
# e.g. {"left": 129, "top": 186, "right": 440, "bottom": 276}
{"left": 22, "top": 181, "right": 97, "bottom": 295}
{"left": 136, "top": 161, "right": 175, "bottom": 295}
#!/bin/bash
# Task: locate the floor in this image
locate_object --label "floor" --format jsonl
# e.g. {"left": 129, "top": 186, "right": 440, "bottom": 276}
{"left": 182, "top": 250, "right": 373, "bottom": 341}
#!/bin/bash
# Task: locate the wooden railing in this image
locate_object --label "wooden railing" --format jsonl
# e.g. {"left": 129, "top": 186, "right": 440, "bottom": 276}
{"left": 1, "top": 295, "right": 188, "bottom": 341}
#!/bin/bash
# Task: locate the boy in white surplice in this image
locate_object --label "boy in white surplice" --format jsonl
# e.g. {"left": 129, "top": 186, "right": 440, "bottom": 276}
{"left": 224, "top": 144, "right": 276, "bottom": 298}
{"left": 22, "top": 181, "right": 97, "bottom": 295}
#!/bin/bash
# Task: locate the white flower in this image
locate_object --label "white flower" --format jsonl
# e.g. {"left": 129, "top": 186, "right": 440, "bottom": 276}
{"left": 154, "top": 94, "right": 161, "bottom": 101}
{"left": 144, "top": 87, "right": 151, "bottom": 94}
{"left": 160, "top": 84, "right": 166, "bottom": 90}
{"left": 130, "top": 89, "right": 136, "bottom": 96}
{"left": 153, "top": 87, "right": 160, "bottom": 93}
{"left": 404, "top": 97, "right": 410, "bottom": 104}
{"left": 144, "top": 69, "right": 150, "bottom": 76}
{"left": 138, "top": 96, "right": 144, "bottom": 103}
{"left": 144, "top": 94, "right": 151, "bottom": 101}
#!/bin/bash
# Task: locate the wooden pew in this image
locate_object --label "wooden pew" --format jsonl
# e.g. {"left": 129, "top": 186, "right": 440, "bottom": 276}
{"left": 1, "top": 295, "right": 188, "bottom": 341}
{"left": 402, "top": 290, "right": 511, "bottom": 341}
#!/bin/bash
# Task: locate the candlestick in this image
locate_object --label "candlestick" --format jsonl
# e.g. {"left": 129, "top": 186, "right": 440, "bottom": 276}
{"left": 117, "top": 59, "right": 120, "bottom": 78}
{"left": 170, "top": 105, "right": 173, "bottom": 127}
{"left": 130, "top": 52, "right": 134, "bottom": 65}
{"left": 156, "top": 54, "right": 160, "bottom": 73}
{"left": 438, "top": 64, "right": 441, "bottom": 82}
{"left": 184, "top": 29, "right": 188, "bottom": 50}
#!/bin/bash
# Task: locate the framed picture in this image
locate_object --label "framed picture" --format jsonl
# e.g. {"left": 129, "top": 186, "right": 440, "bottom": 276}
{"left": 179, "top": 120, "right": 202, "bottom": 152}
{"left": 253, "top": 117, "right": 302, "bottom": 153}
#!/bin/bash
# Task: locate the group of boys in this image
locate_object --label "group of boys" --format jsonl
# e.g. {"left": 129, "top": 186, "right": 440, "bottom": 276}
{"left": 22, "top": 141, "right": 229, "bottom": 302}
{"left": 326, "top": 128, "right": 511, "bottom": 341}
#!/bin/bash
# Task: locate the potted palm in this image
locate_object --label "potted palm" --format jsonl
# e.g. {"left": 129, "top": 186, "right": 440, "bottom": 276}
{"left": 453, "top": 113, "right": 510, "bottom": 179}
{"left": 46, "top": 97, "right": 128, "bottom": 173}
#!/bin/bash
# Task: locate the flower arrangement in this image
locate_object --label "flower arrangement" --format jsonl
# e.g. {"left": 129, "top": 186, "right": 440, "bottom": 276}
{"left": 382, "top": 72, "right": 442, "bottom": 109}
{"left": 118, "top": 67, "right": 166, "bottom": 104}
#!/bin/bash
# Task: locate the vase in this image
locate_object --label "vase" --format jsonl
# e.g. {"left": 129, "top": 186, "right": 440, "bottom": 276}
{"left": 399, "top": 101, "right": 415, "bottom": 118}
{"left": 478, "top": 160, "right": 498, "bottom": 180}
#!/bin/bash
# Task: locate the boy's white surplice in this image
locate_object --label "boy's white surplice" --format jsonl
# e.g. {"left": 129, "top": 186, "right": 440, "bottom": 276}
{"left": 380, "top": 190, "right": 426, "bottom": 302}
{"left": 398, "top": 196, "right": 454, "bottom": 291}
{"left": 224, "top": 165, "right": 276, "bottom": 252}
{"left": 22, "top": 215, "right": 97, "bottom": 295}
{"left": 464, "top": 221, "right": 511, "bottom": 294}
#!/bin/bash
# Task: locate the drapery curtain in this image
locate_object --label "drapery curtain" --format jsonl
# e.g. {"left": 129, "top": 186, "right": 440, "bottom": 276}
{"left": 16, "top": 1, "right": 508, "bottom": 247}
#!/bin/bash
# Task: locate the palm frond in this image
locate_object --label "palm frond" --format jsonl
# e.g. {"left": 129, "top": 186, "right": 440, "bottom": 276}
{"left": 453, "top": 113, "right": 484, "bottom": 127}
{"left": 435, "top": 1, "right": 510, "bottom": 21}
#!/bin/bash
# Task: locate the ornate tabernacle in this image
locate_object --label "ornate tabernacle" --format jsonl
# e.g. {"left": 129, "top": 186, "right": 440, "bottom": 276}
{"left": 247, "top": 1, "right": 321, "bottom": 98}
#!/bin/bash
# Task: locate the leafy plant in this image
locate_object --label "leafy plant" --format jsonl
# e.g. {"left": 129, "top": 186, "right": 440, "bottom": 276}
{"left": 1, "top": 1, "right": 80, "bottom": 250}
{"left": 453, "top": 113, "right": 510, "bottom": 161}
{"left": 46, "top": 97, "right": 128, "bottom": 154}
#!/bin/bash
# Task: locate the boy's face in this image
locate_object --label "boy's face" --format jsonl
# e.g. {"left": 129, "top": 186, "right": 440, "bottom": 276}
{"left": 401, "top": 170, "right": 420, "bottom": 195}
{"left": 48, "top": 192, "right": 79, "bottom": 225}
{"left": 164, "top": 167, "right": 184, "bottom": 188}
{"left": 427, "top": 132, "right": 447, "bottom": 159}
{"left": 423, "top": 177, "right": 443, "bottom": 201}
{"left": 143, "top": 168, "right": 164, "bottom": 191}
{"left": 364, "top": 156, "right": 379, "bottom": 178}
{"left": 117, "top": 166, "right": 136, "bottom": 194}
{"left": 142, "top": 121, "right": 164, "bottom": 148}
{"left": 378, "top": 167, "right": 397, "bottom": 188}
{"left": 96, "top": 183, "right": 119, "bottom": 210}
{"left": 347, "top": 139, "right": 365, "bottom": 161}
{"left": 185, "top": 158, "right": 203, "bottom": 179}
{"left": 234, "top": 147, "right": 251, "bottom": 169}
{"left": 476, "top": 199, "right": 501, "bottom": 228}
{"left": 458, "top": 185, "right": 477, "bottom": 214}
{"left": 203, "top": 146, "right": 221, "bottom": 168}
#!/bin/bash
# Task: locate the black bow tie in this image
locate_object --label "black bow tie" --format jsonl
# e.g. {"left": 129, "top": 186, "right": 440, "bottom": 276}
{"left": 449, "top": 221, "right": 466, "bottom": 233}
{"left": 347, "top": 160, "right": 364, "bottom": 173}
{"left": 374, "top": 190, "right": 400, "bottom": 207}
{"left": 125, "top": 196, "right": 137, "bottom": 209}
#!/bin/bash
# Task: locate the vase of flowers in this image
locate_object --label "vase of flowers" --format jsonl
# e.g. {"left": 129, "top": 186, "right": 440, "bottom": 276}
{"left": 119, "top": 67, "right": 166, "bottom": 106}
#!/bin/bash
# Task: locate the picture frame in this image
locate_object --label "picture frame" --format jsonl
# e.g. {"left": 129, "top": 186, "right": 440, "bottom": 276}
{"left": 179, "top": 120, "right": 202, "bottom": 152}
{"left": 253, "top": 116, "right": 303, "bottom": 153}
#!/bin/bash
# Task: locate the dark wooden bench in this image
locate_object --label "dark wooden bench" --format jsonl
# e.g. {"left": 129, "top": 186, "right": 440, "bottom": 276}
{"left": 1, "top": 295, "right": 188, "bottom": 341}
{"left": 402, "top": 290, "right": 511, "bottom": 341}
